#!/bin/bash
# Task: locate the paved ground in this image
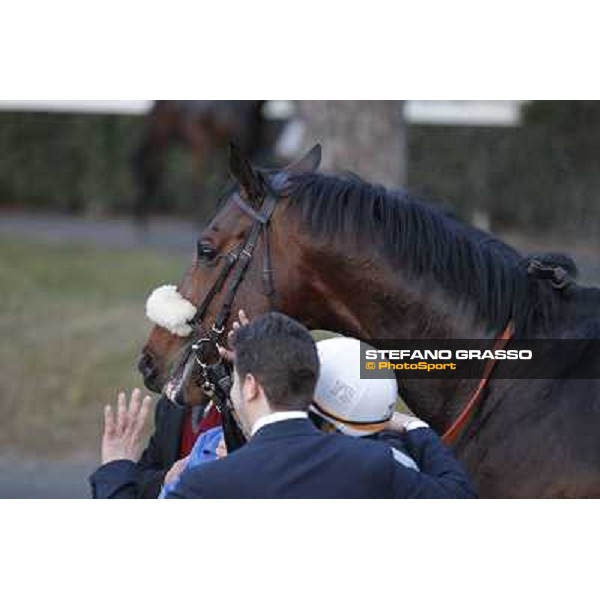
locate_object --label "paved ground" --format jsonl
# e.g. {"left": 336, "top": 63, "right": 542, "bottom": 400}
{"left": 0, "top": 454, "right": 97, "bottom": 499}
{"left": 0, "top": 211, "right": 198, "bottom": 255}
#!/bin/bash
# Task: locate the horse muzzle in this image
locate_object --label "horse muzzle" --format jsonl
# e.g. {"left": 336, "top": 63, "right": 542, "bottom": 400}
{"left": 137, "top": 352, "right": 163, "bottom": 393}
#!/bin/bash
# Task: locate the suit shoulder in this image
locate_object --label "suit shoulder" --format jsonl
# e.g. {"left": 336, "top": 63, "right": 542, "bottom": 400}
{"left": 325, "top": 433, "right": 392, "bottom": 463}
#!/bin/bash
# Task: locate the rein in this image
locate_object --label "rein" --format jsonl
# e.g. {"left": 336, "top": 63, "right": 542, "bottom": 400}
{"left": 441, "top": 322, "right": 514, "bottom": 445}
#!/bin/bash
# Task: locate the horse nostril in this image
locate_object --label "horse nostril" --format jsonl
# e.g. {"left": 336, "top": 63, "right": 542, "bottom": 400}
{"left": 138, "top": 353, "right": 157, "bottom": 380}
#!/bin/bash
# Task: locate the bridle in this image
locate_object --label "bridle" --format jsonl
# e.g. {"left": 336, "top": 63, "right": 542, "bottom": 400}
{"left": 167, "top": 179, "right": 279, "bottom": 407}
{"left": 190, "top": 188, "right": 278, "bottom": 340}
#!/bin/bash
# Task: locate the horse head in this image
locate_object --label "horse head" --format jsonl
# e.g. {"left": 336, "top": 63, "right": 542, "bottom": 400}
{"left": 138, "top": 143, "right": 322, "bottom": 406}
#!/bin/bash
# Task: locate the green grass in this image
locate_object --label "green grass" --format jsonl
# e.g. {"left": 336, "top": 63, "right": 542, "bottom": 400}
{"left": 0, "top": 238, "right": 184, "bottom": 456}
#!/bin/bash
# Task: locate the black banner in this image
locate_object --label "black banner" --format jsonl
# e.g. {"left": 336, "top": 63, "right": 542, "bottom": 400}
{"left": 359, "top": 339, "right": 600, "bottom": 379}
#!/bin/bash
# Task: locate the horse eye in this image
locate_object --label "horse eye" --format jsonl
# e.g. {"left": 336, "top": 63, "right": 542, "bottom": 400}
{"left": 197, "top": 242, "right": 217, "bottom": 263}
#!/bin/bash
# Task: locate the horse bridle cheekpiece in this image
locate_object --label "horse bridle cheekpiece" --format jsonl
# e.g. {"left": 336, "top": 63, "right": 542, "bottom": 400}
{"left": 145, "top": 181, "right": 279, "bottom": 425}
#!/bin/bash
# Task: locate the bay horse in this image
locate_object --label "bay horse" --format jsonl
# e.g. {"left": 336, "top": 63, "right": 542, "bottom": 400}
{"left": 132, "top": 100, "right": 265, "bottom": 223}
{"left": 139, "top": 144, "right": 600, "bottom": 498}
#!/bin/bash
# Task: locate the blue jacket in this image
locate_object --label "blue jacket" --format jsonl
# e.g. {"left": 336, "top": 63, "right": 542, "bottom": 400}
{"left": 90, "top": 418, "right": 475, "bottom": 499}
{"left": 158, "top": 426, "right": 223, "bottom": 498}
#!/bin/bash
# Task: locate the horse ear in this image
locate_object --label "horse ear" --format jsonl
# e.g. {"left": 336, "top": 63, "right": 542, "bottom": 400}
{"left": 285, "top": 144, "right": 322, "bottom": 174}
{"left": 229, "top": 143, "right": 263, "bottom": 201}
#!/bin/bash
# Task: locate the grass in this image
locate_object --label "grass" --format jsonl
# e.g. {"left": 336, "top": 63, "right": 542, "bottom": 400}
{"left": 0, "top": 238, "right": 184, "bottom": 457}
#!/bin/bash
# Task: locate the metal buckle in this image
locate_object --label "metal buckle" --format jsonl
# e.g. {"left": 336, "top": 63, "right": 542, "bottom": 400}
{"left": 191, "top": 337, "right": 212, "bottom": 352}
{"left": 202, "top": 380, "right": 216, "bottom": 397}
{"left": 191, "top": 337, "right": 217, "bottom": 369}
{"left": 211, "top": 323, "right": 225, "bottom": 335}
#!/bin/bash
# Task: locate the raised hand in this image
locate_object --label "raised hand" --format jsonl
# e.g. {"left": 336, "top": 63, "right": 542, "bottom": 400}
{"left": 101, "top": 389, "right": 154, "bottom": 465}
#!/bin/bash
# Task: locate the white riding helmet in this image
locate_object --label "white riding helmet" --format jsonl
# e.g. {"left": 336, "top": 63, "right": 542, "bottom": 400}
{"left": 311, "top": 337, "right": 398, "bottom": 437}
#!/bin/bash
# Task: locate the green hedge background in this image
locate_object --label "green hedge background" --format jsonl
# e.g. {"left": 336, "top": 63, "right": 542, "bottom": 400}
{"left": 0, "top": 112, "right": 141, "bottom": 214}
{"left": 0, "top": 101, "right": 599, "bottom": 236}
{"left": 409, "top": 101, "right": 600, "bottom": 236}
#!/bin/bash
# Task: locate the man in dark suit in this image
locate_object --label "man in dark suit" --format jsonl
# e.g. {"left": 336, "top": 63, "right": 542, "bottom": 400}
{"left": 90, "top": 312, "right": 475, "bottom": 499}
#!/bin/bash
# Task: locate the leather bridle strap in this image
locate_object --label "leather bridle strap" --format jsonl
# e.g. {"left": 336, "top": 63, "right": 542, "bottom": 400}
{"left": 231, "top": 193, "right": 270, "bottom": 224}
{"left": 192, "top": 251, "right": 238, "bottom": 325}
{"left": 441, "top": 322, "right": 514, "bottom": 445}
{"left": 188, "top": 188, "right": 278, "bottom": 343}
{"left": 211, "top": 190, "right": 278, "bottom": 335}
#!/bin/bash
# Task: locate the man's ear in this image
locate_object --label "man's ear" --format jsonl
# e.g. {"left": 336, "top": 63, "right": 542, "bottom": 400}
{"left": 285, "top": 144, "right": 322, "bottom": 174}
{"left": 229, "top": 143, "right": 263, "bottom": 203}
{"left": 243, "top": 373, "right": 260, "bottom": 402}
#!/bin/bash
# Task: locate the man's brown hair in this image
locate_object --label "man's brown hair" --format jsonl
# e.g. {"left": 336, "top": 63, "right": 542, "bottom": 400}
{"left": 232, "top": 312, "right": 319, "bottom": 411}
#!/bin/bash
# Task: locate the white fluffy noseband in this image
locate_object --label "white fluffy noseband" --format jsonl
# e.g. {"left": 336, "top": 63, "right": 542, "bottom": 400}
{"left": 145, "top": 285, "right": 197, "bottom": 337}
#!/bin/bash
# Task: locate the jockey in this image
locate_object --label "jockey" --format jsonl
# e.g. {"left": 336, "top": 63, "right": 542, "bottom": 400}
{"left": 309, "top": 337, "right": 424, "bottom": 470}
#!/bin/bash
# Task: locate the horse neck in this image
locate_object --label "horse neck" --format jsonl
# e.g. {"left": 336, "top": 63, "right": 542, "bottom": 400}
{"left": 278, "top": 235, "right": 492, "bottom": 431}
{"left": 289, "top": 238, "right": 490, "bottom": 339}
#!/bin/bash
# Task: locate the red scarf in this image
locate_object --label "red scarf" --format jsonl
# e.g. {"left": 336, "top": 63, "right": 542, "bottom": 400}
{"left": 179, "top": 404, "right": 222, "bottom": 457}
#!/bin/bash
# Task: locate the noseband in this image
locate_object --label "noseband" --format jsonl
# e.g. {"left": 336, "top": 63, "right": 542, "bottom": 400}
{"left": 169, "top": 183, "right": 279, "bottom": 406}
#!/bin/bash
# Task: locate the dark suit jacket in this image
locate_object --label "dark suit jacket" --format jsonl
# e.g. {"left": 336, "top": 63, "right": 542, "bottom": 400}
{"left": 90, "top": 418, "right": 476, "bottom": 499}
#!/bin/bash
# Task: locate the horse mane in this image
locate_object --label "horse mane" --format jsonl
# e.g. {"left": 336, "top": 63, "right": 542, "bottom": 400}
{"left": 285, "top": 171, "right": 567, "bottom": 336}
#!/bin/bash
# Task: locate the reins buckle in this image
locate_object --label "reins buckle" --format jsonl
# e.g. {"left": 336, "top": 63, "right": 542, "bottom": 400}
{"left": 191, "top": 337, "right": 220, "bottom": 369}
{"left": 202, "top": 380, "right": 216, "bottom": 397}
{"left": 191, "top": 338, "right": 212, "bottom": 353}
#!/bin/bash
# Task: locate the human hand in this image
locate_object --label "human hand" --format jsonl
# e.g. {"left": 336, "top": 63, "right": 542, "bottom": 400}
{"left": 216, "top": 435, "right": 228, "bottom": 459}
{"left": 101, "top": 389, "right": 153, "bottom": 465}
{"left": 218, "top": 309, "right": 250, "bottom": 363}
{"left": 164, "top": 456, "right": 189, "bottom": 485}
{"left": 387, "top": 411, "right": 424, "bottom": 433}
